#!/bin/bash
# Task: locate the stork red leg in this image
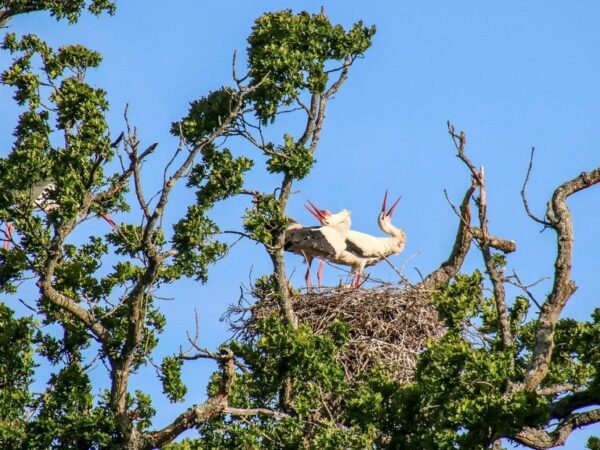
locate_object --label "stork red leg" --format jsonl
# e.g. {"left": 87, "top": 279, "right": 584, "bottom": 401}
{"left": 317, "top": 259, "right": 324, "bottom": 288}
{"left": 100, "top": 213, "right": 119, "bottom": 231}
{"left": 352, "top": 272, "right": 367, "bottom": 289}
{"left": 3, "top": 223, "right": 13, "bottom": 251}
{"left": 304, "top": 256, "right": 313, "bottom": 289}
{"left": 356, "top": 273, "right": 370, "bottom": 289}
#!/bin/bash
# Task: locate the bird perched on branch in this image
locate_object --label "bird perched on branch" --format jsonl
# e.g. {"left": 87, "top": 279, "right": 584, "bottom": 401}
{"left": 284, "top": 204, "right": 351, "bottom": 288}
{"left": 2, "top": 179, "right": 119, "bottom": 251}
{"left": 306, "top": 191, "right": 406, "bottom": 288}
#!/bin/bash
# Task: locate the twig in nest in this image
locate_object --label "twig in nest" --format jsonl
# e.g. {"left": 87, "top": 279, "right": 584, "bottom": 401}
{"left": 232, "top": 284, "right": 444, "bottom": 383}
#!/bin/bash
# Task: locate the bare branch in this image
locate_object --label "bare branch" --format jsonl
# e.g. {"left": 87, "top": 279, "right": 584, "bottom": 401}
{"left": 38, "top": 270, "right": 110, "bottom": 344}
{"left": 474, "top": 165, "right": 513, "bottom": 349}
{"left": 523, "top": 165, "right": 600, "bottom": 391}
{"left": 144, "top": 398, "right": 227, "bottom": 449}
{"left": 443, "top": 123, "right": 516, "bottom": 348}
{"left": 18, "top": 297, "right": 37, "bottom": 313}
{"left": 420, "top": 182, "right": 475, "bottom": 291}
{"left": 506, "top": 270, "right": 546, "bottom": 310}
{"left": 521, "top": 146, "right": 552, "bottom": 227}
{"left": 296, "top": 93, "right": 320, "bottom": 150}
{"left": 448, "top": 121, "right": 481, "bottom": 185}
{"left": 0, "top": 5, "right": 44, "bottom": 26}
{"left": 513, "top": 409, "right": 600, "bottom": 449}
{"left": 380, "top": 254, "right": 410, "bottom": 284}
{"left": 444, "top": 190, "right": 516, "bottom": 255}
{"left": 537, "top": 383, "right": 578, "bottom": 397}
{"left": 111, "top": 131, "right": 125, "bottom": 149}
{"left": 146, "top": 348, "right": 237, "bottom": 448}
{"left": 324, "top": 55, "right": 352, "bottom": 99}
{"left": 224, "top": 407, "right": 288, "bottom": 419}
{"left": 549, "top": 389, "right": 599, "bottom": 419}
{"left": 443, "top": 188, "right": 465, "bottom": 223}
{"left": 90, "top": 128, "right": 156, "bottom": 218}
{"left": 118, "top": 112, "right": 158, "bottom": 221}
{"left": 469, "top": 228, "right": 516, "bottom": 253}
{"left": 295, "top": 96, "right": 312, "bottom": 114}
{"left": 221, "top": 230, "right": 253, "bottom": 240}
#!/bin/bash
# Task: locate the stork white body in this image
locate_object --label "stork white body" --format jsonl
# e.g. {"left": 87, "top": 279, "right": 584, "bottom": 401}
{"left": 333, "top": 215, "right": 406, "bottom": 287}
{"left": 30, "top": 180, "right": 59, "bottom": 211}
{"left": 284, "top": 209, "right": 351, "bottom": 288}
{"left": 305, "top": 192, "right": 406, "bottom": 288}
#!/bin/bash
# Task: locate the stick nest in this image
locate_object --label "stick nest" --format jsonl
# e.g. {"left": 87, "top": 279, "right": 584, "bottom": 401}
{"left": 229, "top": 284, "right": 444, "bottom": 384}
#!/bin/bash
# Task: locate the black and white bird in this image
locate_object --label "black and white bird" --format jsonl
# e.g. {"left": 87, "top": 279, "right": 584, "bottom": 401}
{"left": 284, "top": 204, "right": 351, "bottom": 288}
{"left": 306, "top": 191, "right": 406, "bottom": 287}
{"left": 2, "top": 179, "right": 118, "bottom": 250}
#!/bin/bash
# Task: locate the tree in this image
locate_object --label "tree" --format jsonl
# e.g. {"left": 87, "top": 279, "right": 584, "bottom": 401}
{"left": 1, "top": 2, "right": 600, "bottom": 450}
{"left": 345, "top": 128, "right": 600, "bottom": 449}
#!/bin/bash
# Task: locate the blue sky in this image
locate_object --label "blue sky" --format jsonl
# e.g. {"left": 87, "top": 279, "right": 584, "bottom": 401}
{"left": 2, "top": 1, "right": 600, "bottom": 447}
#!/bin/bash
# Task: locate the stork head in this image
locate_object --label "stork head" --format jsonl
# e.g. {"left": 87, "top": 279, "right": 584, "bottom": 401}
{"left": 305, "top": 200, "right": 351, "bottom": 230}
{"left": 378, "top": 190, "right": 401, "bottom": 228}
{"left": 305, "top": 199, "right": 330, "bottom": 223}
{"left": 327, "top": 209, "right": 351, "bottom": 231}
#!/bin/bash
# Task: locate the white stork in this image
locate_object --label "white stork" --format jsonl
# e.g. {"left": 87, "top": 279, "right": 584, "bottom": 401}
{"left": 284, "top": 206, "right": 351, "bottom": 288}
{"left": 2, "top": 180, "right": 119, "bottom": 250}
{"left": 306, "top": 191, "right": 406, "bottom": 288}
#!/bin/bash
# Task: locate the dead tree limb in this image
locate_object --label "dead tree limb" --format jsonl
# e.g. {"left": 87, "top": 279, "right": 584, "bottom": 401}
{"left": 521, "top": 146, "right": 551, "bottom": 228}
{"left": 144, "top": 348, "right": 286, "bottom": 449}
{"left": 523, "top": 166, "right": 600, "bottom": 391}
{"left": 513, "top": 408, "right": 600, "bottom": 449}
{"left": 420, "top": 123, "right": 517, "bottom": 293}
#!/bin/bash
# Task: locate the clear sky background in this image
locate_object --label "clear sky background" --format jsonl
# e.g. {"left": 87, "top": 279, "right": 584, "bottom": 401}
{"left": 2, "top": 1, "right": 600, "bottom": 448}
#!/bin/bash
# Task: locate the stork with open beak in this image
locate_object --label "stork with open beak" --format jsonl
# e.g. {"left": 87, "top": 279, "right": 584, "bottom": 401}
{"left": 284, "top": 205, "right": 351, "bottom": 288}
{"left": 2, "top": 179, "right": 119, "bottom": 251}
{"left": 306, "top": 191, "right": 406, "bottom": 288}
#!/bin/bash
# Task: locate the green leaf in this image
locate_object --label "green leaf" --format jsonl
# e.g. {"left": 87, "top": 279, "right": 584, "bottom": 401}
{"left": 160, "top": 356, "right": 188, "bottom": 403}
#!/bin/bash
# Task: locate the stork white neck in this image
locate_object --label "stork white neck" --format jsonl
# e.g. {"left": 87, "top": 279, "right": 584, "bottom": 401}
{"left": 377, "top": 212, "right": 406, "bottom": 253}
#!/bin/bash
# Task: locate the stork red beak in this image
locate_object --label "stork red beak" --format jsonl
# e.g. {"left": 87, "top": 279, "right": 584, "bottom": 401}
{"left": 381, "top": 190, "right": 401, "bottom": 218}
{"left": 305, "top": 199, "right": 329, "bottom": 222}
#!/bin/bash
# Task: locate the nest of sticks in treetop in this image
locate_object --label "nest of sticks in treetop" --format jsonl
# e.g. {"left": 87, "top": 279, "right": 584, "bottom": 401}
{"left": 237, "top": 283, "right": 445, "bottom": 384}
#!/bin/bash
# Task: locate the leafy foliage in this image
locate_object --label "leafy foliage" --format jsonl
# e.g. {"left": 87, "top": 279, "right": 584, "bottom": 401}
{"left": 170, "top": 205, "right": 228, "bottom": 283}
{"left": 23, "top": 365, "right": 115, "bottom": 449}
{"left": 0, "top": 33, "right": 123, "bottom": 235}
{"left": 247, "top": 9, "right": 375, "bottom": 122}
{"left": 187, "top": 145, "right": 253, "bottom": 209}
{"left": 244, "top": 194, "right": 287, "bottom": 247}
{"left": 266, "top": 134, "right": 314, "bottom": 180}
{"left": 195, "top": 317, "right": 378, "bottom": 449}
{"left": 172, "top": 88, "right": 240, "bottom": 145}
{"left": 0, "top": 304, "right": 35, "bottom": 446}
{"left": 160, "top": 356, "right": 187, "bottom": 403}
{"left": 128, "top": 390, "right": 156, "bottom": 431}
{"left": 7, "top": 3, "right": 599, "bottom": 450}
{"left": 588, "top": 437, "right": 600, "bottom": 450}
{"left": 0, "top": 0, "right": 115, "bottom": 24}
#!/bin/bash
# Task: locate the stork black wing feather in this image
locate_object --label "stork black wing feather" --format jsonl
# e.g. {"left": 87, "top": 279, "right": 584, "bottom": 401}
{"left": 344, "top": 238, "right": 370, "bottom": 258}
{"left": 284, "top": 228, "right": 337, "bottom": 258}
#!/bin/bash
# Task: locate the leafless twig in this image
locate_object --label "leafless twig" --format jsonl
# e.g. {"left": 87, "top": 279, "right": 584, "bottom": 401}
{"left": 521, "top": 146, "right": 551, "bottom": 228}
